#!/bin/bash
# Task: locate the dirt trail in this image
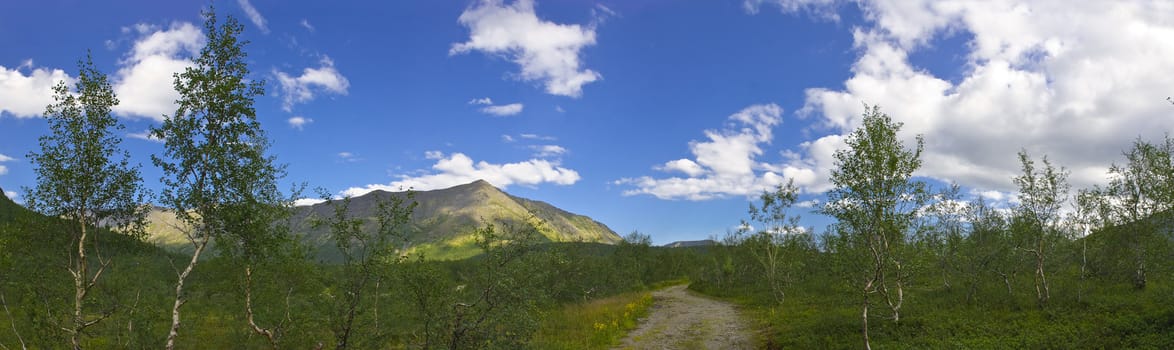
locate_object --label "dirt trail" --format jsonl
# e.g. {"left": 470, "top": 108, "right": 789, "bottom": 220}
{"left": 614, "top": 285, "right": 754, "bottom": 350}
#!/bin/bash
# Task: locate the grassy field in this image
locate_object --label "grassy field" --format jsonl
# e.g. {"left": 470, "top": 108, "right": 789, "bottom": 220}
{"left": 531, "top": 289, "right": 655, "bottom": 349}
{"left": 694, "top": 272, "right": 1174, "bottom": 349}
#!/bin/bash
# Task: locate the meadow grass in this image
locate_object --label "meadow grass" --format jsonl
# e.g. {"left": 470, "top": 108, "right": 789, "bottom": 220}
{"left": 531, "top": 290, "right": 654, "bottom": 349}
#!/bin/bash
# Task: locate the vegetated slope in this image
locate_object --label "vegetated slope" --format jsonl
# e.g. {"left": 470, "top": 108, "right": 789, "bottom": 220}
{"left": 0, "top": 186, "right": 33, "bottom": 222}
{"left": 146, "top": 179, "right": 622, "bottom": 260}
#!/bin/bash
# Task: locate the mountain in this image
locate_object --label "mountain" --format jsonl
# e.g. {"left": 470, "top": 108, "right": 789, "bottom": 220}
{"left": 663, "top": 239, "right": 717, "bottom": 248}
{"left": 146, "top": 180, "right": 621, "bottom": 260}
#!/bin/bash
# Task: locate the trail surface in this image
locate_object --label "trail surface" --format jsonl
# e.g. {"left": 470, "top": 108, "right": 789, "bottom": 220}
{"left": 614, "top": 284, "right": 754, "bottom": 350}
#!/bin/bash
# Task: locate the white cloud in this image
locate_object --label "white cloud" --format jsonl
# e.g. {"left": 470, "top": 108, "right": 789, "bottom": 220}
{"left": 743, "top": 0, "right": 841, "bottom": 19}
{"left": 451, "top": 0, "right": 601, "bottom": 97}
{"left": 796, "top": 199, "right": 822, "bottom": 208}
{"left": 273, "top": 56, "right": 350, "bottom": 112}
{"left": 501, "top": 134, "right": 516, "bottom": 143}
{"left": 113, "top": 22, "right": 203, "bottom": 121}
{"left": 344, "top": 151, "right": 580, "bottom": 196}
{"left": 530, "top": 144, "right": 567, "bottom": 158}
{"left": 0, "top": 153, "right": 13, "bottom": 175}
{"left": 519, "top": 133, "right": 556, "bottom": 141}
{"left": 288, "top": 116, "right": 312, "bottom": 130}
{"left": 0, "top": 61, "right": 72, "bottom": 118}
{"left": 787, "top": 0, "right": 1174, "bottom": 194}
{"left": 237, "top": 0, "right": 270, "bottom": 34}
{"left": 658, "top": 159, "right": 706, "bottom": 177}
{"left": 293, "top": 198, "right": 325, "bottom": 206}
{"left": 481, "top": 103, "right": 524, "bottom": 116}
{"left": 468, "top": 97, "right": 493, "bottom": 105}
{"left": 300, "top": 19, "right": 315, "bottom": 32}
{"left": 616, "top": 104, "right": 798, "bottom": 200}
{"left": 338, "top": 151, "right": 360, "bottom": 162}
{"left": 127, "top": 130, "right": 162, "bottom": 142}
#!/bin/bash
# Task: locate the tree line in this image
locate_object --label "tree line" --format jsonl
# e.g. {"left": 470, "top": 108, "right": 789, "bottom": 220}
{"left": 693, "top": 105, "right": 1174, "bottom": 348}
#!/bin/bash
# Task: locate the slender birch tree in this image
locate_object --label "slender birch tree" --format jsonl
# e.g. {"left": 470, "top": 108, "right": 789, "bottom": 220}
{"left": 821, "top": 105, "right": 926, "bottom": 350}
{"left": 24, "top": 53, "right": 148, "bottom": 349}
{"left": 150, "top": 7, "right": 280, "bottom": 349}
{"left": 1011, "top": 150, "right": 1069, "bottom": 308}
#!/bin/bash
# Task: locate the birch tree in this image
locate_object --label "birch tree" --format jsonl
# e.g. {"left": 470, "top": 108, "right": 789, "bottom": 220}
{"left": 1011, "top": 150, "right": 1069, "bottom": 307}
{"left": 821, "top": 105, "right": 926, "bottom": 350}
{"left": 1097, "top": 136, "right": 1174, "bottom": 290}
{"left": 24, "top": 53, "right": 149, "bottom": 350}
{"left": 741, "top": 179, "right": 804, "bottom": 305}
{"left": 150, "top": 8, "right": 280, "bottom": 349}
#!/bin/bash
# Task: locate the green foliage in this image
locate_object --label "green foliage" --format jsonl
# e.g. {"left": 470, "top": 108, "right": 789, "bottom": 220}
{"left": 398, "top": 221, "right": 548, "bottom": 349}
{"left": 23, "top": 52, "right": 149, "bottom": 349}
{"left": 311, "top": 192, "right": 415, "bottom": 349}
{"left": 532, "top": 291, "right": 653, "bottom": 349}
{"left": 149, "top": 6, "right": 289, "bottom": 348}
{"left": 821, "top": 104, "right": 926, "bottom": 348}
{"left": 1012, "top": 150, "right": 1070, "bottom": 307}
{"left": 737, "top": 179, "right": 809, "bottom": 305}
{"left": 1087, "top": 135, "right": 1174, "bottom": 289}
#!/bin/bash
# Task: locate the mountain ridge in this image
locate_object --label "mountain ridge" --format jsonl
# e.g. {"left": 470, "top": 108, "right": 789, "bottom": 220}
{"left": 147, "top": 180, "right": 622, "bottom": 260}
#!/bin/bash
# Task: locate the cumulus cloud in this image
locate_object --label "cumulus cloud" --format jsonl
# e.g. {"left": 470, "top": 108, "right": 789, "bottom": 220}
{"left": 237, "top": 0, "right": 270, "bottom": 34}
{"left": 783, "top": 0, "right": 1174, "bottom": 194}
{"left": 451, "top": 0, "right": 601, "bottom": 97}
{"left": 3, "top": 191, "right": 15, "bottom": 200}
{"left": 501, "top": 134, "right": 516, "bottom": 143}
{"left": 658, "top": 159, "right": 707, "bottom": 177}
{"left": 300, "top": 19, "right": 315, "bottom": 32}
{"left": 273, "top": 56, "right": 349, "bottom": 112}
{"left": 288, "top": 116, "right": 312, "bottom": 130}
{"left": 343, "top": 151, "right": 580, "bottom": 196}
{"left": 469, "top": 97, "right": 494, "bottom": 105}
{"left": 616, "top": 104, "right": 804, "bottom": 200}
{"left": 113, "top": 22, "right": 203, "bottom": 120}
{"left": 481, "top": 103, "right": 524, "bottom": 116}
{"left": 0, "top": 61, "right": 72, "bottom": 118}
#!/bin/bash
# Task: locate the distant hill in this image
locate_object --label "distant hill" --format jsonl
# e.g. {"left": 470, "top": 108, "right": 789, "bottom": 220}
{"left": 664, "top": 239, "right": 717, "bottom": 248}
{"left": 0, "top": 186, "right": 33, "bottom": 222}
{"left": 146, "top": 180, "right": 622, "bottom": 260}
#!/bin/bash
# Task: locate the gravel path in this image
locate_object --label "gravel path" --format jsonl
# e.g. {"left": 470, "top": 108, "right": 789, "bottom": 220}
{"left": 614, "top": 285, "right": 754, "bottom": 350}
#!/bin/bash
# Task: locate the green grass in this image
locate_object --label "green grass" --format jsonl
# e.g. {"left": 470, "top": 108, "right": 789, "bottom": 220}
{"left": 696, "top": 279, "right": 1174, "bottom": 349}
{"left": 531, "top": 291, "right": 654, "bottom": 350}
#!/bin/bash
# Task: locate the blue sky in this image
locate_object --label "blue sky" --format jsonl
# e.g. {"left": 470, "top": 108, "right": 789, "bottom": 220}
{"left": 2, "top": 0, "right": 1172, "bottom": 244}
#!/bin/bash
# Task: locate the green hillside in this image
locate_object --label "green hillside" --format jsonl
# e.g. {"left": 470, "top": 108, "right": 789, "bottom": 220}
{"left": 146, "top": 180, "right": 622, "bottom": 261}
{"left": 0, "top": 186, "right": 32, "bottom": 222}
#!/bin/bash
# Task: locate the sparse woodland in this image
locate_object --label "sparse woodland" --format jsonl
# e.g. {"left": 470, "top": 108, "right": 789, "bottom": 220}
{"left": 2, "top": 7, "right": 1174, "bottom": 350}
